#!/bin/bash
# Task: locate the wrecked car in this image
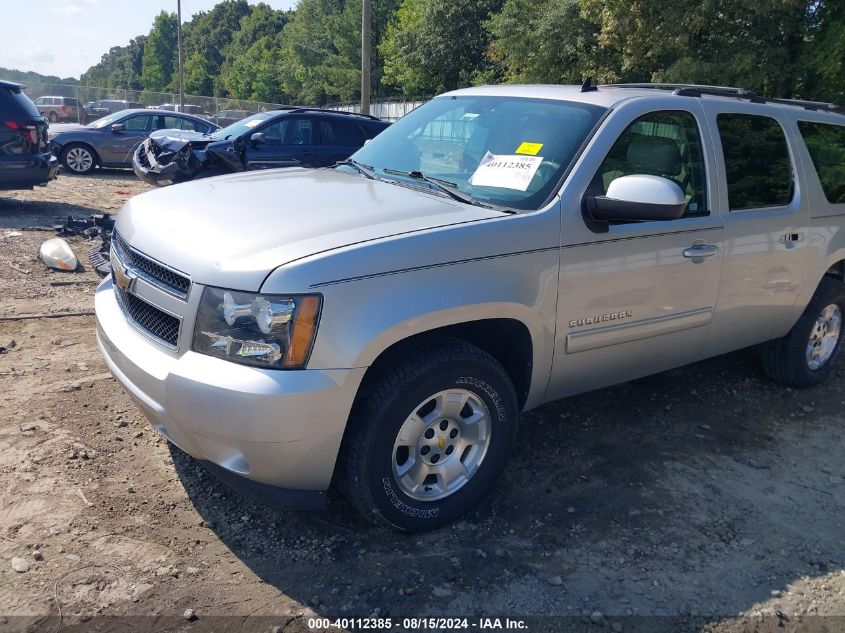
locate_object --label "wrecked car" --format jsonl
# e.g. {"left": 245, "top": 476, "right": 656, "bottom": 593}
{"left": 132, "top": 107, "right": 389, "bottom": 186}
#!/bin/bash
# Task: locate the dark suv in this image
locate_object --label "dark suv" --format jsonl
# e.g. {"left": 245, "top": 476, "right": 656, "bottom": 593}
{"left": 83, "top": 100, "right": 143, "bottom": 123}
{"left": 0, "top": 81, "right": 58, "bottom": 191}
{"left": 133, "top": 107, "right": 389, "bottom": 186}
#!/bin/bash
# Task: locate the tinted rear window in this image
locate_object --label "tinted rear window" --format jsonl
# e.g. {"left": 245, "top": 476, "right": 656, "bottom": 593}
{"left": 798, "top": 121, "right": 845, "bottom": 204}
{"left": 717, "top": 113, "right": 793, "bottom": 210}
{"left": 0, "top": 87, "right": 41, "bottom": 119}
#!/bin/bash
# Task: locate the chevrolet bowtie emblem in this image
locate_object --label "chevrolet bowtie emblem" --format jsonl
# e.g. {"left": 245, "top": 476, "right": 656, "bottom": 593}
{"left": 112, "top": 254, "right": 137, "bottom": 293}
{"left": 438, "top": 437, "right": 446, "bottom": 451}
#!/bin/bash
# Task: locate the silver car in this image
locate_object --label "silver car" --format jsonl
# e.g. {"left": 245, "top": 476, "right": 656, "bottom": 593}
{"left": 49, "top": 109, "right": 219, "bottom": 175}
{"left": 95, "top": 83, "right": 845, "bottom": 531}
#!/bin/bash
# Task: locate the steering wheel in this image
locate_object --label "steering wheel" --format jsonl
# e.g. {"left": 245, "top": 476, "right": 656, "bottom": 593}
{"left": 528, "top": 160, "right": 561, "bottom": 190}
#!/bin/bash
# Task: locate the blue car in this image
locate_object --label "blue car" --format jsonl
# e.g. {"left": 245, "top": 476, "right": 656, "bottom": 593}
{"left": 0, "top": 81, "right": 58, "bottom": 191}
{"left": 49, "top": 109, "right": 219, "bottom": 175}
{"left": 132, "top": 107, "right": 389, "bottom": 186}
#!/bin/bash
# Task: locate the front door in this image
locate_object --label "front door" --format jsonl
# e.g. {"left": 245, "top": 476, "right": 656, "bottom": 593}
{"left": 246, "top": 116, "right": 318, "bottom": 170}
{"left": 548, "top": 100, "right": 724, "bottom": 400}
{"left": 100, "top": 114, "right": 151, "bottom": 165}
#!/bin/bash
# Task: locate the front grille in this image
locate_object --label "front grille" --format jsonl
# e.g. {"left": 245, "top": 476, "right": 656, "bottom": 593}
{"left": 115, "top": 287, "right": 180, "bottom": 348}
{"left": 112, "top": 231, "right": 190, "bottom": 298}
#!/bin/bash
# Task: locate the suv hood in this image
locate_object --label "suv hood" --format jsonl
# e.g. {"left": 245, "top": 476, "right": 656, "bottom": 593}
{"left": 116, "top": 167, "right": 502, "bottom": 291}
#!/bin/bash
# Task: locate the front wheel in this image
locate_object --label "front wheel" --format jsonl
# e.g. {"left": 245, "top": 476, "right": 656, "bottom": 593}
{"left": 49, "top": 111, "right": 58, "bottom": 123}
{"left": 61, "top": 143, "right": 97, "bottom": 175}
{"left": 762, "top": 276, "right": 845, "bottom": 387}
{"left": 341, "top": 338, "right": 519, "bottom": 532}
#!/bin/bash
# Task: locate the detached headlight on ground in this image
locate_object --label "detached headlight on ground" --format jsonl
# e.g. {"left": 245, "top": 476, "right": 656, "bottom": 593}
{"left": 193, "top": 287, "right": 321, "bottom": 369}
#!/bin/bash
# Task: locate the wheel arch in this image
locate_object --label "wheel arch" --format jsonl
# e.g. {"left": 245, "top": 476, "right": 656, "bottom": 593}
{"left": 61, "top": 140, "right": 101, "bottom": 166}
{"left": 354, "top": 318, "right": 535, "bottom": 412}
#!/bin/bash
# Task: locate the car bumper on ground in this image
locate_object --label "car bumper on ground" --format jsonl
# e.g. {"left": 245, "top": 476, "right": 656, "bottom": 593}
{"left": 0, "top": 153, "right": 59, "bottom": 190}
{"left": 94, "top": 277, "right": 366, "bottom": 511}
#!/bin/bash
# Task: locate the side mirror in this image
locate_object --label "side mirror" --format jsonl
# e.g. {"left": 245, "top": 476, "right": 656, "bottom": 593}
{"left": 584, "top": 175, "right": 686, "bottom": 225}
{"left": 111, "top": 123, "right": 125, "bottom": 133}
{"left": 250, "top": 132, "right": 266, "bottom": 145}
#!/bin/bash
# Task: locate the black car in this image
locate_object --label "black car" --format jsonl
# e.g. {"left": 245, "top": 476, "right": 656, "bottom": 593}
{"left": 0, "top": 81, "right": 58, "bottom": 191}
{"left": 133, "top": 107, "right": 389, "bottom": 186}
{"left": 83, "top": 99, "right": 144, "bottom": 123}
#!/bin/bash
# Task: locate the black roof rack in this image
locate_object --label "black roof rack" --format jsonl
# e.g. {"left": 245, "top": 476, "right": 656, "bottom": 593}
{"left": 602, "top": 83, "right": 844, "bottom": 115}
{"left": 269, "top": 105, "right": 382, "bottom": 121}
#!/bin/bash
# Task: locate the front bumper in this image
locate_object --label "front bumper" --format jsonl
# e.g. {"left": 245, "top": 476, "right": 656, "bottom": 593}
{"left": 95, "top": 277, "right": 366, "bottom": 509}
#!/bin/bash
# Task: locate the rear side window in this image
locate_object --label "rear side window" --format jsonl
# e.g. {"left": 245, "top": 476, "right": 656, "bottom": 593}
{"left": 0, "top": 87, "right": 41, "bottom": 119}
{"left": 798, "top": 121, "right": 845, "bottom": 204}
{"left": 717, "top": 113, "right": 793, "bottom": 210}
{"left": 320, "top": 119, "right": 354, "bottom": 146}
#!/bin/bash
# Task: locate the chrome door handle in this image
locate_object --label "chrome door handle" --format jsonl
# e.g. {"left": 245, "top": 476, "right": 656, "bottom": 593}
{"left": 683, "top": 244, "right": 718, "bottom": 259}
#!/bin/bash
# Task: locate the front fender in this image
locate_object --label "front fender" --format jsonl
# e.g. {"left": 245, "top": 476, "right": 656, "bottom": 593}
{"left": 300, "top": 251, "right": 559, "bottom": 410}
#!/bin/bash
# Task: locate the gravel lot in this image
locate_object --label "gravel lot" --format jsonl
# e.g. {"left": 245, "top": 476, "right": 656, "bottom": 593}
{"left": 0, "top": 170, "right": 843, "bottom": 633}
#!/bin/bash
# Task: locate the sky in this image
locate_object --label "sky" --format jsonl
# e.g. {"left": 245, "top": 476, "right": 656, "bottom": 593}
{"left": 1, "top": 0, "right": 298, "bottom": 80}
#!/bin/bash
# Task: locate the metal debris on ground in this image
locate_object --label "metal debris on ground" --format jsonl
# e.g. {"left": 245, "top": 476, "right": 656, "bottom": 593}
{"left": 54, "top": 214, "right": 115, "bottom": 277}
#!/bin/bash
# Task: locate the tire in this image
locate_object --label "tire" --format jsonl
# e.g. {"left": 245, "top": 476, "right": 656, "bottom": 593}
{"left": 341, "top": 337, "right": 519, "bottom": 532}
{"left": 762, "top": 276, "right": 845, "bottom": 388}
{"left": 61, "top": 143, "right": 97, "bottom": 175}
{"left": 48, "top": 111, "right": 58, "bottom": 123}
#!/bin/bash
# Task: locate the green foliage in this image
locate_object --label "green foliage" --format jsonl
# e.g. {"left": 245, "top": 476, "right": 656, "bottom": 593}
{"left": 1, "top": 68, "right": 78, "bottom": 85}
{"left": 181, "top": 0, "right": 252, "bottom": 95}
{"left": 67, "top": 0, "right": 845, "bottom": 105}
{"left": 80, "top": 37, "right": 145, "bottom": 91}
{"left": 380, "top": 0, "right": 504, "bottom": 97}
{"left": 141, "top": 11, "right": 178, "bottom": 91}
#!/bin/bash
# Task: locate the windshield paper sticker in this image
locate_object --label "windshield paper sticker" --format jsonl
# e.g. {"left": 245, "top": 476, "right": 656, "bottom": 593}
{"left": 243, "top": 119, "right": 261, "bottom": 128}
{"left": 516, "top": 142, "right": 543, "bottom": 156}
{"left": 470, "top": 152, "right": 543, "bottom": 191}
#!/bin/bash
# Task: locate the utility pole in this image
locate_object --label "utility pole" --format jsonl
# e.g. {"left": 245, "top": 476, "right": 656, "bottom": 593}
{"left": 177, "top": 0, "right": 185, "bottom": 110}
{"left": 361, "top": 0, "right": 371, "bottom": 115}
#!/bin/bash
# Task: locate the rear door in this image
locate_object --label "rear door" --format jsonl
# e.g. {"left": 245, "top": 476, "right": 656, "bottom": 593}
{"left": 100, "top": 114, "right": 151, "bottom": 165}
{"left": 549, "top": 98, "right": 724, "bottom": 399}
{"left": 245, "top": 116, "right": 318, "bottom": 169}
{"left": 704, "top": 106, "right": 811, "bottom": 353}
{"left": 316, "top": 117, "right": 357, "bottom": 166}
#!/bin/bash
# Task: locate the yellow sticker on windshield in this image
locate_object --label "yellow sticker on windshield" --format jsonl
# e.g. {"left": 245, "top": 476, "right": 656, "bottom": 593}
{"left": 516, "top": 142, "right": 543, "bottom": 156}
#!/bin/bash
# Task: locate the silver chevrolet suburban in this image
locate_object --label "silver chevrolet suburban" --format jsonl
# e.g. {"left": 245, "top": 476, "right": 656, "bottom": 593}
{"left": 96, "top": 83, "right": 845, "bottom": 532}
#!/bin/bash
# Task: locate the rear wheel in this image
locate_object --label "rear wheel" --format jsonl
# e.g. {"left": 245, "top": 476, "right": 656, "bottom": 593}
{"left": 61, "top": 143, "right": 97, "bottom": 175}
{"left": 762, "top": 277, "right": 845, "bottom": 387}
{"left": 341, "top": 338, "right": 519, "bottom": 532}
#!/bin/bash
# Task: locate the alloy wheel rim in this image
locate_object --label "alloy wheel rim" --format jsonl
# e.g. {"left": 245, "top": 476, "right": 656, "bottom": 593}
{"left": 806, "top": 303, "right": 842, "bottom": 370}
{"left": 67, "top": 148, "right": 93, "bottom": 172}
{"left": 392, "top": 388, "right": 491, "bottom": 501}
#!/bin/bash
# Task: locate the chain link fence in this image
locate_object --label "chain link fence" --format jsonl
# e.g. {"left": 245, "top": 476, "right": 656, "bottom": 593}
{"left": 326, "top": 96, "right": 428, "bottom": 121}
{"left": 10, "top": 80, "right": 428, "bottom": 125}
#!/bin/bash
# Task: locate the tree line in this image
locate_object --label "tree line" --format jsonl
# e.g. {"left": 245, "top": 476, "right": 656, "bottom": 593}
{"left": 79, "top": 0, "right": 844, "bottom": 106}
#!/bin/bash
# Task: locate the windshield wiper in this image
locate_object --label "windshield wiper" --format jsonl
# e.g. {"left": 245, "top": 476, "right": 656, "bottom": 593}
{"left": 335, "top": 159, "right": 381, "bottom": 181}
{"left": 382, "top": 168, "right": 512, "bottom": 212}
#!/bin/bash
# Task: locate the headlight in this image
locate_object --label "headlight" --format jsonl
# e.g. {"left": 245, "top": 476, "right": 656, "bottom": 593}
{"left": 192, "top": 287, "right": 321, "bottom": 369}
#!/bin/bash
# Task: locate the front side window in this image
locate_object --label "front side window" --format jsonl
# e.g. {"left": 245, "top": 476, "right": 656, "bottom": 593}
{"left": 121, "top": 115, "right": 150, "bottom": 132}
{"left": 717, "top": 113, "right": 793, "bottom": 210}
{"left": 798, "top": 121, "right": 845, "bottom": 204}
{"left": 351, "top": 96, "right": 606, "bottom": 211}
{"left": 590, "top": 110, "right": 708, "bottom": 218}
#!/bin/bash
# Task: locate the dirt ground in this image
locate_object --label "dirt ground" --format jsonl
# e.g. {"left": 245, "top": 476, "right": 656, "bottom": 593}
{"left": 0, "top": 170, "right": 843, "bottom": 633}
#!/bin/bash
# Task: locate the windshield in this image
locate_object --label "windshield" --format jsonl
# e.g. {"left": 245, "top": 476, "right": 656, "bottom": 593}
{"left": 350, "top": 96, "right": 605, "bottom": 211}
{"left": 209, "top": 112, "right": 272, "bottom": 140}
{"left": 87, "top": 112, "right": 125, "bottom": 129}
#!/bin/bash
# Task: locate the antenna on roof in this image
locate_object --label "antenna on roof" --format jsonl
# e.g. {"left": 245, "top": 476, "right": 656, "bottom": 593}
{"left": 580, "top": 77, "right": 598, "bottom": 93}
